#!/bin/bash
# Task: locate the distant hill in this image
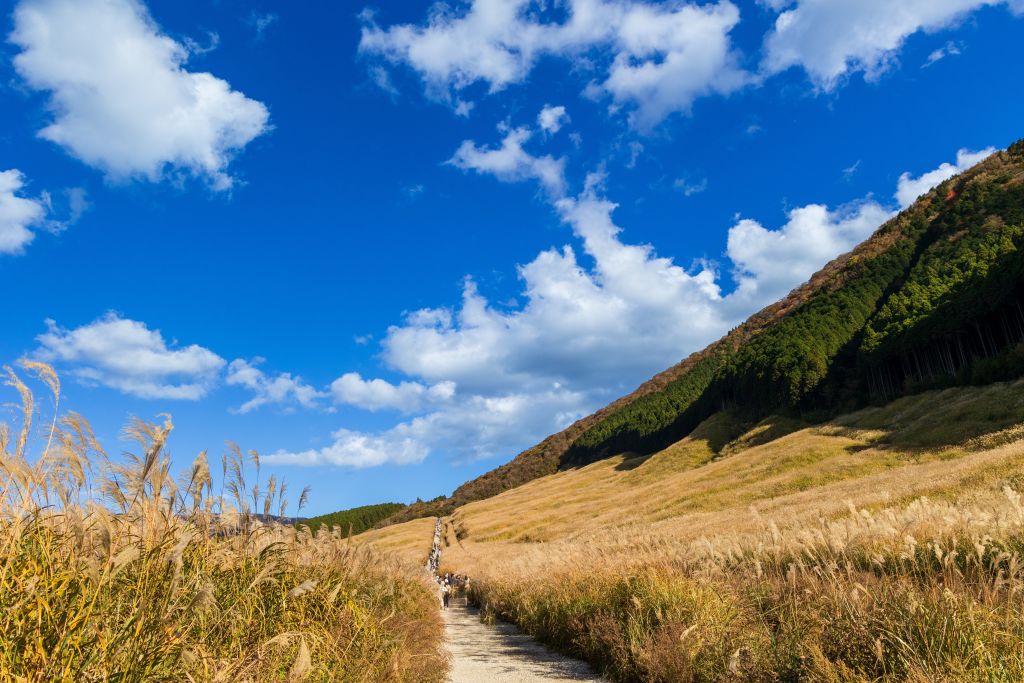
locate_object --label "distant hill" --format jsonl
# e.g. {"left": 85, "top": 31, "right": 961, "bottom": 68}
{"left": 375, "top": 139, "right": 1024, "bottom": 529}
{"left": 301, "top": 502, "right": 406, "bottom": 536}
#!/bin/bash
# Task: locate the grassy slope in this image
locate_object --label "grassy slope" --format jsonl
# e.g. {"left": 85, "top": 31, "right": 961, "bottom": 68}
{"left": 363, "top": 145, "right": 1024, "bottom": 680}
{"left": 367, "top": 377, "right": 1024, "bottom": 561}
{"left": 365, "top": 380, "right": 1024, "bottom": 680}
{"left": 361, "top": 516, "right": 437, "bottom": 566}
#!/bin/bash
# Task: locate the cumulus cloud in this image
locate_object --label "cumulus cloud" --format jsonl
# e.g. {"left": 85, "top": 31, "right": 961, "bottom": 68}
{"left": 762, "top": 0, "right": 1021, "bottom": 88}
{"left": 0, "top": 170, "right": 48, "bottom": 255}
{"left": 330, "top": 373, "right": 455, "bottom": 413}
{"left": 226, "top": 358, "right": 324, "bottom": 414}
{"left": 378, "top": 173, "right": 733, "bottom": 400}
{"left": 449, "top": 126, "right": 567, "bottom": 196}
{"left": 10, "top": 0, "right": 270, "bottom": 189}
{"left": 360, "top": 0, "right": 748, "bottom": 128}
{"left": 265, "top": 387, "right": 586, "bottom": 468}
{"left": 266, "top": 428, "right": 430, "bottom": 469}
{"left": 537, "top": 104, "right": 569, "bottom": 133}
{"left": 601, "top": 1, "right": 747, "bottom": 128}
{"left": 36, "top": 313, "right": 226, "bottom": 399}
{"left": 895, "top": 147, "right": 995, "bottom": 208}
{"left": 727, "top": 201, "right": 893, "bottom": 305}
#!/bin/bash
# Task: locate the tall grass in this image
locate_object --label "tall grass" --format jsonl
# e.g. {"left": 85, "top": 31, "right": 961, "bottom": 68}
{"left": 0, "top": 362, "right": 447, "bottom": 682}
{"left": 472, "top": 489, "right": 1024, "bottom": 681}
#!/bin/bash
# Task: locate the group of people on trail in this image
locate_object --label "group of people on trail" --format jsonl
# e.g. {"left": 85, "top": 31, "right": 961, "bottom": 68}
{"left": 427, "top": 518, "right": 442, "bottom": 573}
{"left": 438, "top": 572, "right": 470, "bottom": 609}
{"left": 427, "top": 518, "right": 471, "bottom": 609}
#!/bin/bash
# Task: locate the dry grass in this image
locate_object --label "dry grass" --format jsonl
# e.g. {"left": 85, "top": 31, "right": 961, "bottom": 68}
{"left": 473, "top": 490, "right": 1024, "bottom": 681}
{"left": 360, "top": 516, "right": 438, "bottom": 566}
{"left": 367, "top": 379, "right": 1024, "bottom": 681}
{"left": 0, "top": 362, "right": 447, "bottom": 682}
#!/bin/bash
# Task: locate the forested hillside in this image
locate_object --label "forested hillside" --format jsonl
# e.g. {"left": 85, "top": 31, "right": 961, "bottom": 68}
{"left": 302, "top": 502, "right": 406, "bottom": 535}
{"left": 376, "top": 140, "right": 1024, "bottom": 528}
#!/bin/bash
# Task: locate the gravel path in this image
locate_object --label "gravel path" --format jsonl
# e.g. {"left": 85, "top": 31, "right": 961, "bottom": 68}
{"left": 443, "top": 600, "right": 606, "bottom": 683}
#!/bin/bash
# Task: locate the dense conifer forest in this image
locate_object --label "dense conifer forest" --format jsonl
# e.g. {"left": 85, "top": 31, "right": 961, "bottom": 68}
{"left": 302, "top": 502, "right": 406, "bottom": 535}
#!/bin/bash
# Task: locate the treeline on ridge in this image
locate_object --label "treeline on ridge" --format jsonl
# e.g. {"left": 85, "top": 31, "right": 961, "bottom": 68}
{"left": 301, "top": 502, "right": 406, "bottom": 536}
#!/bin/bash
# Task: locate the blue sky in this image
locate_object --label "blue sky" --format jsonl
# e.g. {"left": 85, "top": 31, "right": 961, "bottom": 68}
{"left": 0, "top": 0, "right": 1022, "bottom": 516}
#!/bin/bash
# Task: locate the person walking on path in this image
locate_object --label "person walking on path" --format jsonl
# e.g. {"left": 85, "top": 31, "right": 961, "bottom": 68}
{"left": 442, "top": 580, "right": 452, "bottom": 609}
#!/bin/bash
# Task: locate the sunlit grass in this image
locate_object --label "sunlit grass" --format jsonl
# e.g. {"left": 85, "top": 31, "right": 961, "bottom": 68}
{"left": 472, "top": 489, "right": 1024, "bottom": 681}
{"left": 367, "top": 378, "right": 1024, "bottom": 681}
{"left": 0, "top": 362, "right": 447, "bottom": 682}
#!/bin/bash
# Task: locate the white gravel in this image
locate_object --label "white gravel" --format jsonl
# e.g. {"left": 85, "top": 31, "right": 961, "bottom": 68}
{"left": 443, "top": 600, "right": 607, "bottom": 683}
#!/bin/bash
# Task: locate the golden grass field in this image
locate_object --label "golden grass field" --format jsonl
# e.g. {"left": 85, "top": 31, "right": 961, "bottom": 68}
{"left": 0, "top": 362, "right": 447, "bottom": 682}
{"left": 367, "top": 378, "right": 1024, "bottom": 681}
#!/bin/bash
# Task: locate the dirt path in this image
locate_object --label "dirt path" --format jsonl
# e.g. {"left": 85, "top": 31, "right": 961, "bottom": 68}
{"left": 442, "top": 600, "right": 606, "bottom": 683}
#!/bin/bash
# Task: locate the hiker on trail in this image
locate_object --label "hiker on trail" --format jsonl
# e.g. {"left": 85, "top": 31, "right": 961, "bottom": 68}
{"left": 441, "top": 581, "right": 451, "bottom": 609}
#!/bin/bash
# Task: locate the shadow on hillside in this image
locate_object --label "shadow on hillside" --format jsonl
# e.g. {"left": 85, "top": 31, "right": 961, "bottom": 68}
{"left": 613, "top": 414, "right": 806, "bottom": 474}
{"left": 614, "top": 453, "right": 652, "bottom": 471}
{"left": 827, "top": 379, "right": 1024, "bottom": 454}
{"left": 718, "top": 416, "right": 807, "bottom": 457}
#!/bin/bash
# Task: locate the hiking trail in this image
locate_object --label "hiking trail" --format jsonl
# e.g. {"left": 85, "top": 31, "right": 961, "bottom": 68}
{"left": 443, "top": 600, "right": 606, "bottom": 683}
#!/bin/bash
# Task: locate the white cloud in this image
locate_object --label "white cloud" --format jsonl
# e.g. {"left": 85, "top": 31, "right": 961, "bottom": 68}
{"left": 895, "top": 147, "right": 994, "bottom": 208}
{"left": 360, "top": 0, "right": 748, "bottom": 128}
{"left": 11, "top": 0, "right": 270, "bottom": 190}
{"left": 601, "top": 1, "right": 747, "bottom": 129}
{"left": 762, "top": 0, "right": 1021, "bottom": 89}
{"left": 727, "top": 201, "right": 893, "bottom": 306}
{"left": 538, "top": 104, "right": 568, "bottom": 133}
{"left": 266, "top": 387, "right": 585, "bottom": 468}
{"left": 449, "top": 126, "right": 567, "bottom": 196}
{"left": 0, "top": 170, "right": 47, "bottom": 255}
{"left": 381, "top": 174, "right": 730, "bottom": 399}
{"left": 226, "top": 358, "right": 324, "bottom": 414}
{"left": 330, "top": 373, "right": 454, "bottom": 413}
{"left": 266, "top": 427, "right": 430, "bottom": 469}
{"left": 36, "top": 313, "right": 226, "bottom": 399}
